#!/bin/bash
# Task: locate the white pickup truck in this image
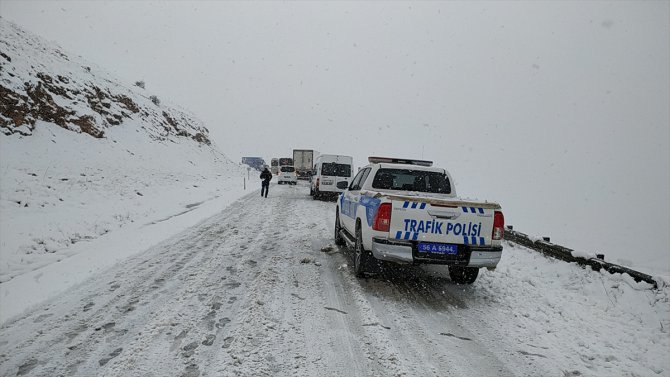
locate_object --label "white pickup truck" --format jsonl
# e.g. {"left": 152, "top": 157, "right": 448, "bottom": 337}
{"left": 334, "top": 157, "right": 505, "bottom": 284}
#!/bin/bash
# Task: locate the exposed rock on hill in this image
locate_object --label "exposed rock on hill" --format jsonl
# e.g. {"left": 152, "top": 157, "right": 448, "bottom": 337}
{"left": 0, "top": 18, "right": 210, "bottom": 145}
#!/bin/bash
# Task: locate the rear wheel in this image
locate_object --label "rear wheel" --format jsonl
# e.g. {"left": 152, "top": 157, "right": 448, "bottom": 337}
{"left": 334, "top": 212, "right": 345, "bottom": 246}
{"left": 449, "top": 266, "right": 479, "bottom": 284}
{"left": 353, "top": 224, "right": 370, "bottom": 277}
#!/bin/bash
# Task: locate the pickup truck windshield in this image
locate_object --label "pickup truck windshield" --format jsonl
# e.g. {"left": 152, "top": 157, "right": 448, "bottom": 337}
{"left": 371, "top": 168, "right": 451, "bottom": 194}
{"left": 321, "top": 163, "right": 351, "bottom": 177}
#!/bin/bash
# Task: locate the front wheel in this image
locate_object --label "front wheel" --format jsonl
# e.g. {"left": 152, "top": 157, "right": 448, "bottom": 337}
{"left": 449, "top": 266, "right": 479, "bottom": 284}
{"left": 353, "top": 225, "right": 370, "bottom": 277}
{"left": 334, "top": 212, "right": 345, "bottom": 246}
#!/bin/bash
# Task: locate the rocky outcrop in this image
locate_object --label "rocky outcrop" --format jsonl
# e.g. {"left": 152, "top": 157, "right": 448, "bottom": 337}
{"left": 0, "top": 18, "right": 211, "bottom": 145}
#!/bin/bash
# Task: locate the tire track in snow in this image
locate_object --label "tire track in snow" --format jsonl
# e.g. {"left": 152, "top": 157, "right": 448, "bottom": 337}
{"left": 0, "top": 191, "right": 258, "bottom": 376}
{"left": 0, "top": 183, "right": 548, "bottom": 376}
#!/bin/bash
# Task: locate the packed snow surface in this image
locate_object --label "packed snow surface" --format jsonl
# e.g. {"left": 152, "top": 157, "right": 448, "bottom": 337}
{"left": 1, "top": 183, "right": 668, "bottom": 377}
{"left": 0, "top": 121, "right": 250, "bottom": 322}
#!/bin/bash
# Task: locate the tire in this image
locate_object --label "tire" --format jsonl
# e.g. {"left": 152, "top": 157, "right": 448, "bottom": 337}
{"left": 353, "top": 223, "right": 370, "bottom": 277}
{"left": 334, "top": 212, "right": 345, "bottom": 246}
{"left": 449, "top": 266, "right": 479, "bottom": 284}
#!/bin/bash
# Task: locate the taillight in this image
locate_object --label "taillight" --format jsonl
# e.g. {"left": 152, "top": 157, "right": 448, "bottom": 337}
{"left": 316, "top": 177, "right": 320, "bottom": 188}
{"left": 372, "top": 203, "right": 392, "bottom": 232}
{"left": 492, "top": 211, "right": 505, "bottom": 240}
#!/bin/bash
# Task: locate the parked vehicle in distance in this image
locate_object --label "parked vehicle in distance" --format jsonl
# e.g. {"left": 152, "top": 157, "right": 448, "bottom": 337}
{"left": 277, "top": 165, "right": 297, "bottom": 185}
{"left": 334, "top": 157, "right": 504, "bottom": 284}
{"left": 310, "top": 154, "right": 353, "bottom": 200}
{"left": 241, "top": 157, "right": 266, "bottom": 171}
{"left": 270, "top": 158, "right": 279, "bottom": 175}
{"left": 293, "top": 149, "right": 319, "bottom": 180}
{"left": 279, "top": 157, "right": 293, "bottom": 168}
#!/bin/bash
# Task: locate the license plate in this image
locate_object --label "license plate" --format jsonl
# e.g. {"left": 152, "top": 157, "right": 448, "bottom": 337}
{"left": 417, "top": 242, "right": 458, "bottom": 255}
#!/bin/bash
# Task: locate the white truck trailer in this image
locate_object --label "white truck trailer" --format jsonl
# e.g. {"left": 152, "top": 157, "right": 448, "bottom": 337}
{"left": 293, "top": 149, "right": 318, "bottom": 180}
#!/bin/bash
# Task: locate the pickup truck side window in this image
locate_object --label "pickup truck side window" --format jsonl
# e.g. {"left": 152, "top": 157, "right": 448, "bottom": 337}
{"left": 349, "top": 168, "right": 368, "bottom": 191}
{"left": 371, "top": 168, "right": 451, "bottom": 194}
{"left": 356, "top": 168, "right": 371, "bottom": 190}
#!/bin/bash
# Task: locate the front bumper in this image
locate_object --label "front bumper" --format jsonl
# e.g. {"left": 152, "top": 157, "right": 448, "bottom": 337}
{"left": 371, "top": 237, "right": 502, "bottom": 267}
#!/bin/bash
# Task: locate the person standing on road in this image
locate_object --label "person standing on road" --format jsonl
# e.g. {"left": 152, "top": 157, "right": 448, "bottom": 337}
{"left": 260, "top": 166, "right": 272, "bottom": 198}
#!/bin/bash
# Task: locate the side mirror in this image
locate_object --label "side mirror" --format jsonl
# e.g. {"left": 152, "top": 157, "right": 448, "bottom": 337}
{"left": 336, "top": 181, "right": 349, "bottom": 190}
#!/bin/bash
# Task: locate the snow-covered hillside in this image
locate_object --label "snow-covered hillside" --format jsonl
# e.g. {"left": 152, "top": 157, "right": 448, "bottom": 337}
{"left": 0, "top": 19, "right": 250, "bottom": 289}
{"left": 0, "top": 19, "right": 210, "bottom": 143}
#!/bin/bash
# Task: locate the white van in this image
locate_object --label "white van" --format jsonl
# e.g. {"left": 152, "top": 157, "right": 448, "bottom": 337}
{"left": 310, "top": 154, "right": 353, "bottom": 199}
{"left": 278, "top": 165, "right": 298, "bottom": 185}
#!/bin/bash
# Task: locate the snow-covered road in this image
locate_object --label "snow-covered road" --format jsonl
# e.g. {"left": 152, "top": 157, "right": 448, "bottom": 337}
{"left": 1, "top": 183, "right": 668, "bottom": 377}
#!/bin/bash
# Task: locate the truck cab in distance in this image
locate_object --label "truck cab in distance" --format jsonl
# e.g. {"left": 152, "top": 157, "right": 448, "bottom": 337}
{"left": 270, "top": 158, "right": 279, "bottom": 175}
{"left": 310, "top": 154, "right": 353, "bottom": 200}
{"left": 334, "top": 157, "right": 504, "bottom": 284}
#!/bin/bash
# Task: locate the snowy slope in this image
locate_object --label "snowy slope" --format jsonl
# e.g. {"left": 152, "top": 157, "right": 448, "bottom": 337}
{"left": 0, "top": 18, "right": 252, "bottom": 303}
{"left": 0, "top": 18, "right": 210, "bottom": 143}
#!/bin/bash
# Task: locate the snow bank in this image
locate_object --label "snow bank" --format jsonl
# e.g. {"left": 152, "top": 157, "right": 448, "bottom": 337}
{"left": 0, "top": 121, "right": 257, "bottom": 323}
{"left": 448, "top": 243, "right": 670, "bottom": 376}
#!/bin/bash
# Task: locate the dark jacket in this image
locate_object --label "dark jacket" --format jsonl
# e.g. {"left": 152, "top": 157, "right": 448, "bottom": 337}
{"left": 260, "top": 169, "right": 272, "bottom": 183}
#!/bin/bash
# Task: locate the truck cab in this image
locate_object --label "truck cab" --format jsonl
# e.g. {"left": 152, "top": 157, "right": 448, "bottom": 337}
{"left": 334, "top": 157, "right": 504, "bottom": 284}
{"left": 270, "top": 158, "right": 279, "bottom": 175}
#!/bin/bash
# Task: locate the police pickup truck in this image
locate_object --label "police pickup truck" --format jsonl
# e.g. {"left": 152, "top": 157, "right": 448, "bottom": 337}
{"left": 334, "top": 157, "right": 504, "bottom": 284}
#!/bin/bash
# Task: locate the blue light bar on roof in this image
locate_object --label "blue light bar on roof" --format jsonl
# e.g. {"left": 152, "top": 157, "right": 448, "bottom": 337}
{"left": 367, "top": 156, "right": 433, "bottom": 167}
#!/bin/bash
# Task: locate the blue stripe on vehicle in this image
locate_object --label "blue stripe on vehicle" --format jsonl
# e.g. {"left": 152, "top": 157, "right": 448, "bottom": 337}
{"left": 478, "top": 208, "right": 484, "bottom": 214}
{"left": 471, "top": 236, "right": 477, "bottom": 245}
{"left": 412, "top": 233, "right": 418, "bottom": 241}
{"left": 463, "top": 236, "right": 469, "bottom": 245}
{"left": 404, "top": 232, "right": 411, "bottom": 240}
{"left": 403, "top": 201, "right": 409, "bottom": 208}
{"left": 479, "top": 237, "right": 485, "bottom": 245}
{"left": 420, "top": 203, "right": 426, "bottom": 209}
{"left": 359, "top": 195, "right": 382, "bottom": 227}
{"left": 395, "top": 231, "right": 402, "bottom": 239}
{"left": 470, "top": 207, "right": 476, "bottom": 213}
{"left": 461, "top": 207, "right": 468, "bottom": 213}
{"left": 411, "top": 202, "right": 418, "bottom": 209}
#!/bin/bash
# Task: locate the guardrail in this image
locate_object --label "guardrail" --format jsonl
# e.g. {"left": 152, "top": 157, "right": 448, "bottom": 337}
{"left": 504, "top": 226, "right": 659, "bottom": 289}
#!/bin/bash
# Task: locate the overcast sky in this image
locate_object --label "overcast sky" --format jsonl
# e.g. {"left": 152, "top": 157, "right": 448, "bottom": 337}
{"left": 2, "top": 1, "right": 669, "bottom": 273}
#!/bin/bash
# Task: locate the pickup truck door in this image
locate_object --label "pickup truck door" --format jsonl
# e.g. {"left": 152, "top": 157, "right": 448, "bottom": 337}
{"left": 340, "top": 168, "right": 369, "bottom": 233}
